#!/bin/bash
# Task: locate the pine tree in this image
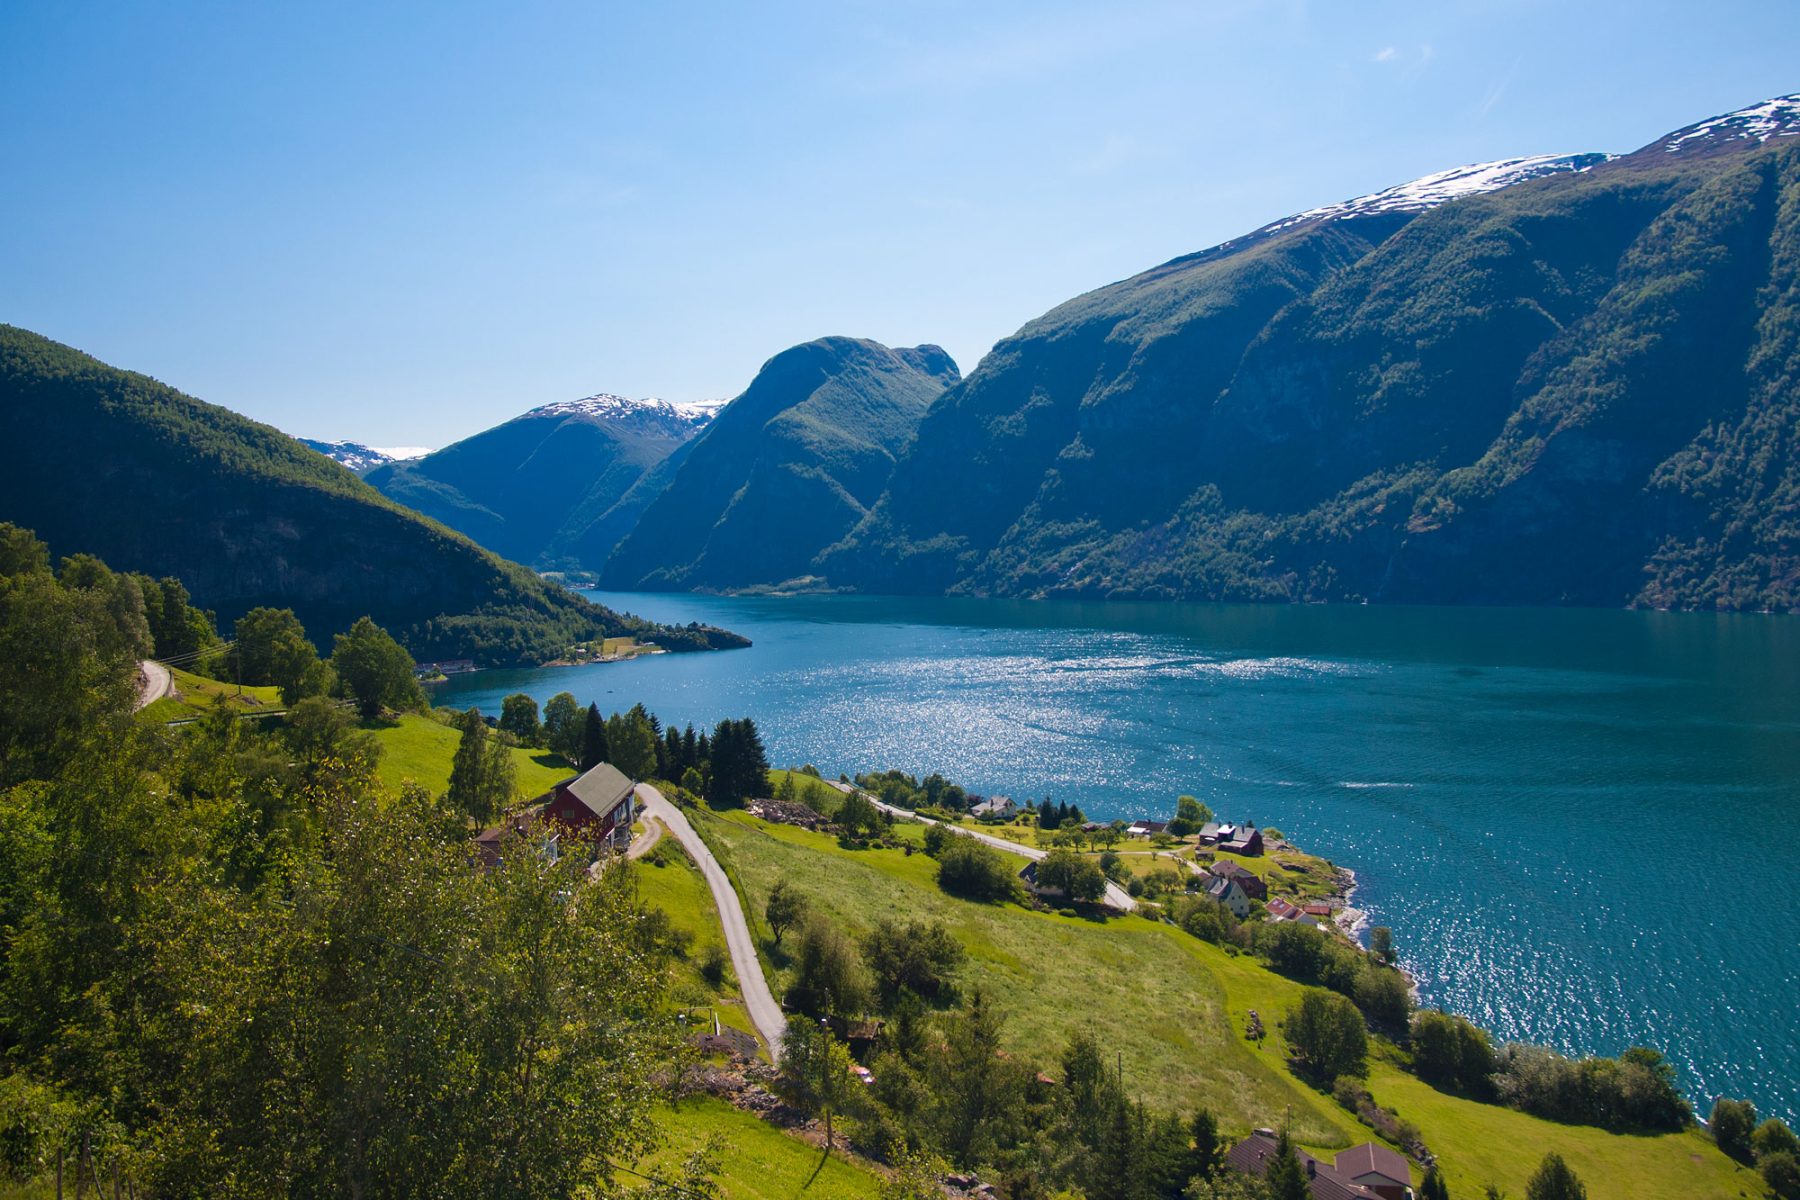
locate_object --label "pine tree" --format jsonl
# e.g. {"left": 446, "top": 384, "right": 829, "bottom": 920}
{"left": 579, "top": 703, "right": 608, "bottom": 771}
{"left": 1525, "top": 1154, "right": 1587, "bottom": 1200}
{"left": 1264, "top": 1130, "right": 1311, "bottom": 1200}
{"left": 1188, "top": 1107, "right": 1221, "bottom": 1181}
{"left": 1422, "top": 1163, "right": 1451, "bottom": 1200}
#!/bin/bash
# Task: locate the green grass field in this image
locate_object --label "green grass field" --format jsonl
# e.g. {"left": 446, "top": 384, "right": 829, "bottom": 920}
{"left": 691, "top": 806, "right": 1353, "bottom": 1146}
{"left": 632, "top": 839, "right": 765, "bottom": 1054}
{"left": 139, "top": 665, "right": 285, "bottom": 723}
{"left": 363, "top": 712, "right": 571, "bottom": 801}
{"left": 640, "top": 1098, "right": 884, "bottom": 1199}
{"left": 689, "top": 806, "right": 1754, "bottom": 1200}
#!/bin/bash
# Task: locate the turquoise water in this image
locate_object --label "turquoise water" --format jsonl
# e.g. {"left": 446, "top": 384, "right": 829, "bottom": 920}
{"left": 436, "top": 592, "right": 1800, "bottom": 1121}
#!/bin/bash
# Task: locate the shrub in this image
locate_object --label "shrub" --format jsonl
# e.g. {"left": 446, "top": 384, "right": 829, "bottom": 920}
{"left": 935, "top": 837, "right": 1023, "bottom": 903}
{"left": 1762, "top": 1152, "right": 1800, "bottom": 1200}
{"left": 1036, "top": 848, "right": 1106, "bottom": 902}
{"left": 1491, "top": 1044, "right": 1690, "bottom": 1131}
{"left": 699, "top": 943, "right": 728, "bottom": 987}
{"left": 1758, "top": 1118, "right": 1800, "bottom": 1162}
{"left": 1412, "top": 1009, "right": 1495, "bottom": 1095}
{"left": 1284, "top": 987, "right": 1367, "bottom": 1083}
{"left": 785, "top": 916, "right": 870, "bottom": 1019}
{"left": 1709, "top": 1096, "right": 1756, "bottom": 1159}
{"left": 862, "top": 918, "right": 964, "bottom": 1006}
{"left": 1525, "top": 1152, "right": 1587, "bottom": 1200}
{"left": 1353, "top": 965, "right": 1412, "bottom": 1030}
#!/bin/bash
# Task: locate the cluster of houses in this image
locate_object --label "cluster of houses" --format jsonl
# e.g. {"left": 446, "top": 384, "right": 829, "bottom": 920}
{"left": 1227, "top": 1130, "right": 1415, "bottom": 1200}
{"left": 412, "top": 658, "right": 475, "bottom": 680}
{"left": 473, "top": 760, "right": 637, "bottom": 868}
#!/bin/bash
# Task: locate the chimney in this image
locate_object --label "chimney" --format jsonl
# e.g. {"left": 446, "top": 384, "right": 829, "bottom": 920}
{"left": 1307, "top": 1161, "right": 1317, "bottom": 1177}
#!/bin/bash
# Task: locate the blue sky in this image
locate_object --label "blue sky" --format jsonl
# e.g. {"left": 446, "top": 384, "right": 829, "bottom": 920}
{"left": 3, "top": 1, "right": 1797, "bottom": 447}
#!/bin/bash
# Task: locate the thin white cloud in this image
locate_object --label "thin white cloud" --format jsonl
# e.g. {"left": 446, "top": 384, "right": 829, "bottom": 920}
{"left": 1373, "top": 46, "right": 1399, "bottom": 63}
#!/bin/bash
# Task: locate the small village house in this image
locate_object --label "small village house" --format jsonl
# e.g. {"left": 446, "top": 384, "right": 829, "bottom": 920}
{"left": 1125, "top": 818, "right": 1169, "bottom": 837}
{"left": 1267, "top": 896, "right": 1302, "bottom": 922}
{"left": 541, "top": 761, "right": 636, "bottom": 847}
{"left": 1219, "top": 822, "right": 1264, "bottom": 855}
{"left": 1207, "top": 858, "right": 1268, "bottom": 900}
{"left": 1202, "top": 872, "right": 1251, "bottom": 919}
{"left": 970, "top": 795, "right": 1016, "bottom": 820}
{"left": 1226, "top": 1131, "right": 1412, "bottom": 1200}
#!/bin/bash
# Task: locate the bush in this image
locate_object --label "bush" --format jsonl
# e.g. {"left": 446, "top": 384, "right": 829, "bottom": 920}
{"left": 1763, "top": 1152, "right": 1800, "bottom": 1200}
{"left": 1525, "top": 1152, "right": 1587, "bottom": 1200}
{"left": 1411, "top": 1009, "right": 1495, "bottom": 1095}
{"left": 786, "top": 916, "right": 871, "bottom": 1019}
{"left": 934, "top": 837, "right": 1023, "bottom": 904}
{"left": 1492, "top": 1044, "right": 1691, "bottom": 1131}
{"left": 1284, "top": 987, "right": 1367, "bottom": 1082}
{"left": 1758, "top": 1118, "right": 1800, "bottom": 1162}
{"left": 1709, "top": 1096, "right": 1756, "bottom": 1159}
{"left": 862, "top": 918, "right": 964, "bottom": 1006}
{"left": 699, "top": 943, "right": 729, "bottom": 987}
{"left": 1353, "top": 965, "right": 1412, "bottom": 1030}
{"left": 1036, "top": 848, "right": 1106, "bottom": 902}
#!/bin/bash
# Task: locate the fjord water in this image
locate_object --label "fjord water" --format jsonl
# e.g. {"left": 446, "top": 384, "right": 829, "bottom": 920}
{"left": 437, "top": 592, "right": 1800, "bottom": 1121}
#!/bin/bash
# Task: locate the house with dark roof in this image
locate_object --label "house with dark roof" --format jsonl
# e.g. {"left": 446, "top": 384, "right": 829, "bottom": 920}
{"left": 1126, "top": 819, "right": 1169, "bottom": 837}
{"left": 1208, "top": 859, "right": 1268, "bottom": 900}
{"left": 1221, "top": 822, "right": 1264, "bottom": 855}
{"left": 1197, "top": 820, "right": 1227, "bottom": 845}
{"left": 1332, "top": 1143, "right": 1415, "bottom": 1200}
{"left": 1202, "top": 872, "right": 1251, "bottom": 919}
{"left": 541, "top": 761, "right": 635, "bottom": 846}
{"left": 1225, "top": 1132, "right": 1408, "bottom": 1200}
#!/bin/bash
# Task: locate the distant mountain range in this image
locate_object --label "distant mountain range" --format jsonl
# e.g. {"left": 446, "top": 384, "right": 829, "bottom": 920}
{"left": 0, "top": 327, "right": 745, "bottom": 665}
{"left": 299, "top": 439, "right": 433, "bottom": 474}
{"left": 599, "top": 338, "right": 959, "bottom": 591}
{"left": 362, "top": 394, "right": 722, "bottom": 567}
{"left": 13, "top": 91, "right": 1800, "bottom": 617}
{"left": 814, "top": 91, "right": 1800, "bottom": 611}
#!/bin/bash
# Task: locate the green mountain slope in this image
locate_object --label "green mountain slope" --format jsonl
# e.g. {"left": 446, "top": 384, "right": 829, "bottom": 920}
{"left": 824, "top": 94, "right": 1800, "bottom": 611}
{"left": 365, "top": 394, "right": 709, "bottom": 567}
{"left": 0, "top": 326, "right": 743, "bottom": 664}
{"left": 600, "top": 336, "right": 959, "bottom": 590}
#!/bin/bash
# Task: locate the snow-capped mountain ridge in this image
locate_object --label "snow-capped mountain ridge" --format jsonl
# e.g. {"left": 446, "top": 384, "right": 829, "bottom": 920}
{"left": 1662, "top": 93, "right": 1800, "bottom": 154}
{"left": 530, "top": 392, "right": 724, "bottom": 428}
{"left": 300, "top": 439, "right": 429, "bottom": 474}
{"left": 1260, "top": 152, "right": 1611, "bottom": 236}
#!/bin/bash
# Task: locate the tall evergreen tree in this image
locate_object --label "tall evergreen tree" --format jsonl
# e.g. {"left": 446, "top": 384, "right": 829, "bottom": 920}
{"left": 1264, "top": 1130, "right": 1310, "bottom": 1200}
{"left": 1525, "top": 1154, "right": 1587, "bottom": 1200}
{"left": 579, "top": 702, "right": 609, "bottom": 771}
{"left": 1188, "top": 1107, "right": 1221, "bottom": 1182}
{"left": 1421, "top": 1164, "right": 1451, "bottom": 1200}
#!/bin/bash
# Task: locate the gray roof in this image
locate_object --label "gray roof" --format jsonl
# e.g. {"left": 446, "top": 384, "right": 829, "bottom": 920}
{"left": 560, "top": 762, "right": 634, "bottom": 817}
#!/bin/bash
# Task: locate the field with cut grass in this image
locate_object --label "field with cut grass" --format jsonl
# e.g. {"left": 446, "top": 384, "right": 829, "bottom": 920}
{"left": 689, "top": 804, "right": 1754, "bottom": 1200}
{"left": 640, "top": 1098, "right": 884, "bottom": 1199}
{"left": 362, "top": 712, "right": 571, "bottom": 800}
{"left": 138, "top": 665, "right": 284, "bottom": 722}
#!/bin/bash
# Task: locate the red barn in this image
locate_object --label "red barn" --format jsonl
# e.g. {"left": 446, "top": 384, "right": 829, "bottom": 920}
{"left": 542, "top": 762, "right": 635, "bottom": 846}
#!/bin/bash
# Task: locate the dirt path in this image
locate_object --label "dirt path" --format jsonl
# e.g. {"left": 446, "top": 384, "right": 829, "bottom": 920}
{"left": 634, "top": 783, "right": 787, "bottom": 1060}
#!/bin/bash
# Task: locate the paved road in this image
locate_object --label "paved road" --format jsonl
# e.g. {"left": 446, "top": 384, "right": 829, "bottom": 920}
{"left": 829, "top": 781, "right": 1139, "bottom": 912}
{"left": 134, "top": 660, "right": 172, "bottom": 711}
{"left": 635, "top": 783, "right": 786, "bottom": 1060}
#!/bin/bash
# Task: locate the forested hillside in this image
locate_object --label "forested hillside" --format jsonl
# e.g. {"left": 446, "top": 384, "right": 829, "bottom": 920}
{"left": 0, "top": 327, "right": 742, "bottom": 665}
{"left": 820, "top": 96, "right": 1800, "bottom": 611}
{"left": 600, "top": 336, "right": 959, "bottom": 590}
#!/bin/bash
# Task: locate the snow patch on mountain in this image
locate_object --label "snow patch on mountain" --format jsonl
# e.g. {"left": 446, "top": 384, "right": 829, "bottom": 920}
{"left": 300, "top": 439, "right": 424, "bottom": 474}
{"left": 1260, "top": 152, "right": 1611, "bottom": 235}
{"left": 529, "top": 392, "right": 725, "bottom": 429}
{"left": 1662, "top": 93, "right": 1800, "bottom": 153}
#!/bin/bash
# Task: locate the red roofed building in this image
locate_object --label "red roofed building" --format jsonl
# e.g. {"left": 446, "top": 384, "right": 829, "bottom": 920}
{"left": 1333, "top": 1143, "right": 1415, "bottom": 1200}
{"left": 1226, "top": 1131, "right": 1410, "bottom": 1200}
{"left": 1267, "top": 897, "right": 1302, "bottom": 921}
{"left": 541, "top": 761, "right": 636, "bottom": 847}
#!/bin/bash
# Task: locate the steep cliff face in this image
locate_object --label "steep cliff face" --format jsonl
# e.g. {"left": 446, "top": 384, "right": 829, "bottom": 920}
{"left": 599, "top": 337, "right": 958, "bottom": 591}
{"left": 0, "top": 327, "right": 735, "bottom": 664}
{"left": 824, "top": 95, "right": 1800, "bottom": 611}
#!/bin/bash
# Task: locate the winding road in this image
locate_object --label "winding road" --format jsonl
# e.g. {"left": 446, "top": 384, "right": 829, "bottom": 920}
{"left": 634, "top": 783, "right": 787, "bottom": 1061}
{"left": 134, "top": 660, "right": 172, "bottom": 710}
{"left": 829, "top": 781, "right": 1139, "bottom": 912}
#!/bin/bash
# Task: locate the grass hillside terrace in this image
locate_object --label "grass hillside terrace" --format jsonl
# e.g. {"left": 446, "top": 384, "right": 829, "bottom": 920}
{"left": 681, "top": 800, "right": 1754, "bottom": 1200}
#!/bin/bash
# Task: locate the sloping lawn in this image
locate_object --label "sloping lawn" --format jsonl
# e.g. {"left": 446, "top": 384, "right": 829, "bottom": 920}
{"left": 1186, "top": 938, "right": 1752, "bottom": 1200}
{"left": 633, "top": 841, "right": 765, "bottom": 1055}
{"left": 640, "top": 1098, "right": 884, "bottom": 1199}
{"left": 363, "top": 712, "right": 570, "bottom": 800}
{"left": 139, "top": 665, "right": 284, "bottom": 722}
{"left": 691, "top": 806, "right": 1353, "bottom": 1147}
